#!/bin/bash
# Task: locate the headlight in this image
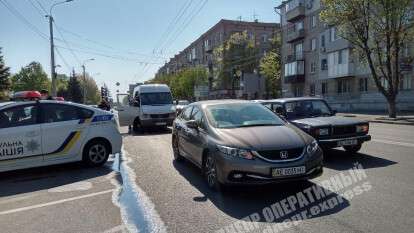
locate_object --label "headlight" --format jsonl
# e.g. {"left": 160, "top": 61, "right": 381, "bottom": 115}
{"left": 217, "top": 145, "right": 254, "bottom": 160}
{"left": 356, "top": 124, "right": 369, "bottom": 133}
{"left": 318, "top": 128, "right": 329, "bottom": 136}
{"left": 306, "top": 140, "right": 319, "bottom": 155}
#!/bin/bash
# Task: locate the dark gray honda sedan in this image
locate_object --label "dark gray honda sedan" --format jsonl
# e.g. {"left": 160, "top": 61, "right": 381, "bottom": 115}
{"left": 172, "top": 100, "right": 323, "bottom": 191}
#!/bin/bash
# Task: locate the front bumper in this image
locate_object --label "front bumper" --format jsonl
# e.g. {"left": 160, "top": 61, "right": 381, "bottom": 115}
{"left": 318, "top": 135, "right": 371, "bottom": 148}
{"left": 215, "top": 148, "right": 323, "bottom": 185}
{"left": 141, "top": 117, "right": 174, "bottom": 127}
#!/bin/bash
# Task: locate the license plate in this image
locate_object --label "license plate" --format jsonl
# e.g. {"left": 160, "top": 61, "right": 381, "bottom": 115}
{"left": 337, "top": 139, "right": 358, "bottom": 146}
{"left": 155, "top": 122, "right": 167, "bottom": 126}
{"left": 272, "top": 166, "right": 306, "bottom": 177}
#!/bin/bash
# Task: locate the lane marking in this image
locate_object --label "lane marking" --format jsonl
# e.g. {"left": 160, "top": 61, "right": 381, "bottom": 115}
{"left": 372, "top": 139, "right": 414, "bottom": 148}
{"left": 102, "top": 225, "right": 127, "bottom": 233}
{"left": 0, "top": 189, "right": 114, "bottom": 215}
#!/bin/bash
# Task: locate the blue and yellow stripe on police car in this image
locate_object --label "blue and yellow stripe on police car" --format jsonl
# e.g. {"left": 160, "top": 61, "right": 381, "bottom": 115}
{"left": 44, "top": 131, "right": 82, "bottom": 159}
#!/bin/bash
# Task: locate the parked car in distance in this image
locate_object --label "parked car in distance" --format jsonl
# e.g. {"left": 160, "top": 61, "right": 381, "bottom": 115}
{"left": 175, "top": 100, "right": 190, "bottom": 115}
{"left": 256, "top": 97, "right": 371, "bottom": 154}
{"left": 172, "top": 100, "right": 323, "bottom": 191}
{"left": 115, "top": 84, "right": 176, "bottom": 132}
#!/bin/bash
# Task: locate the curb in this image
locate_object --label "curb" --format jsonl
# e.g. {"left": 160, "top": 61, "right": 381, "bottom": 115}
{"left": 368, "top": 120, "right": 414, "bottom": 126}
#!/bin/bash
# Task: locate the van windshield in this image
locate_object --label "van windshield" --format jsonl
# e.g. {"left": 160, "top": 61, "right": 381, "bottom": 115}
{"left": 140, "top": 92, "right": 173, "bottom": 106}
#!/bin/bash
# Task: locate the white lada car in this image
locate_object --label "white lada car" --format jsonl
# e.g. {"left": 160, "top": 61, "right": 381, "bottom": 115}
{"left": 0, "top": 100, "right": 122, "bottom": 172}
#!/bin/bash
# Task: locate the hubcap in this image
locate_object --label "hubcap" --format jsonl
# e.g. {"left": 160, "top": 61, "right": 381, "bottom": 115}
{"left": 205, "top": 157, "right": 216, "bottom": 187}
{"left": 88, "top": 144, "right": 107, "bottom": 164}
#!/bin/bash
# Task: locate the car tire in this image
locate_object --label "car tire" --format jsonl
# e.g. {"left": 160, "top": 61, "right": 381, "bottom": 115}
{"left": 343, "top": 144, "right": 362, "bottom": 154}
{"left": 172, "top": 135, "right": 183, "bottom": 162}
{"left": 83, "top": 139, "right": 110, "bottom": 167}
{"left": 203, "top": 153, "right": 222, "bottom": 192}
{"left": 133, "top": 118, "right": 144, "bottom": 133}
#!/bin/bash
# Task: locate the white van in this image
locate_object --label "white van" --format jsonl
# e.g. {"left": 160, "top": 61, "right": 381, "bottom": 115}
{"left": 116, "top": 84, "right": 175, "bottom": 131}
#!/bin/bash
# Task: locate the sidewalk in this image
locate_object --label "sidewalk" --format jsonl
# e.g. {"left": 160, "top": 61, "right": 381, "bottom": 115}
{"left": 338, "top": 113, "right": 414, "bottom": 126}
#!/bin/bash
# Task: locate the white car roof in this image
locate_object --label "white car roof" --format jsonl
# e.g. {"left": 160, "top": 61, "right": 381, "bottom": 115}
{"left": 134, "top": 84, "right": 171, "bottom": 94}
{"left": 0, "top": 101, "right": 108, "bottom": 115}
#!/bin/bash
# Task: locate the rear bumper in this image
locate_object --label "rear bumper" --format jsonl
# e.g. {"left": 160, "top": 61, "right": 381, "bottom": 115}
{"left": 318, "top": 135, "right": 371, "bottom": 148}
{"left": 141, "top": 118, "right": 174, "bottom": 127}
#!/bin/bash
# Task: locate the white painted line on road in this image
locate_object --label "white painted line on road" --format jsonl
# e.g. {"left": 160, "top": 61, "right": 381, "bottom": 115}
{"left": 102, "top": 225, "right": 127, "bottom": 233}
{"left": 0, "top": 189, "right": 114, "bottom": 216}
{"left": 372, "top": 139, "right": 414, "bottom": 148}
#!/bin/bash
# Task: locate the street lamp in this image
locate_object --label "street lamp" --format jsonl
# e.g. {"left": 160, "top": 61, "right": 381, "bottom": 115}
{"left": 48, "top": 0, "right": 74, "bottom": 97}
{"left": 82, "top": 58, "right": 95, "bottom": 104}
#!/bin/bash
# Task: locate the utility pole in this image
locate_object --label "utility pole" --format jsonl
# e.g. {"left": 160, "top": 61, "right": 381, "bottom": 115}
{"left": 49, "top": 15, "right": 56, "bottom": 97}
{"left": 82, "top": 64, "right": 86, "bottom": 104}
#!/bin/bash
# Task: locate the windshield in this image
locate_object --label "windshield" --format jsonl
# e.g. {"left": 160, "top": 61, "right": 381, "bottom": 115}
{"left": 206, "top": 103, "right": 285, "bottom": 129}
{"left": 285, "top": 100, "right": 333, "bottom": 119}
{"left": 140, "top": 92, "right": 173, "bottom": 106}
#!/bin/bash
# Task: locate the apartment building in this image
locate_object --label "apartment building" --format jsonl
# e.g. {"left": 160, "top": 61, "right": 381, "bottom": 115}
{"left": 277, "top": 0, "right": 414, "bottom": 112}
{"left": 156, "top": 19, "right": 280, "bottom": 100}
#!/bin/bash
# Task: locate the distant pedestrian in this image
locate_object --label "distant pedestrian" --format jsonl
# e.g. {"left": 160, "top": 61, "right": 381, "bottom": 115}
{"left": 40, "top": 89, "right": 53, "bottom": 100}
{"left": 98, "top": 99, "right": 111, "bottom": 111}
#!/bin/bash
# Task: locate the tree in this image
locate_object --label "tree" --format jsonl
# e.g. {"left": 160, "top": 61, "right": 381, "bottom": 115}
{"left": 260, "top": 35, "right": 282, "bottom": 99}
{"left": 214, "top": 31, "right": 260, "bottom": 89}
{"left": 0, "top": 48, "right": 11, "bottom": 100}
{"left": 79, "top": 74, "right": 101, "bottom": 104}
{"left": 67, "top": 75, "right": 83, "bottom": 103}
{"left": 11, "top": 62, "right": 50, "bottom": 92}
{"left": 320, "top": 0, "right": 414, "bottom": 118}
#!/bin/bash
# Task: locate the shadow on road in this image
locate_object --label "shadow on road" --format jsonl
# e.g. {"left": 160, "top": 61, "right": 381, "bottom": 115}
{"left": 173, "top": 160, "right": 350, "bottom": 223}
{"left": 125, "top": 127, "right": 172, "bottom": 137}
{"left": 323, "top": 149, "right": 397, "bottom": 171}
{"left": 0, "top": 161, "right": 114, "bottom": 198}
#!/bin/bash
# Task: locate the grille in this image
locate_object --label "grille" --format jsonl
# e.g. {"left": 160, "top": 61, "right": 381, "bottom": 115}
{"left": 257, "top": 147, "right": 304, "bottom": 161}
{"left": 333, "top": 125, "right": 356, "bottom": 136}
{"left": 150, "top": 114, "right": 169, "bottom": 119}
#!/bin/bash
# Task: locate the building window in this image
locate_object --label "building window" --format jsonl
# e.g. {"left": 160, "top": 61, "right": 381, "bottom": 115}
{"left": 359, "top": 78, "right": 368, "bottom": 92}
{"left": 322, "top": 82, "right": 328, "bottom": 95}
{"left": 310, "top": 84, "right": 315, "bottom": 96}
{"left": 295, "top": 21, "right": 304, "bottom": 31}
{"left": 294, "top": 85, "right": 303, "bottom": 97}
{"left": 295, "top": 43, "right": 303, "bottom": 59}
{"left": 400, "top": 74, "right": 412, "bottom": 90}
{"left": 284, "top": 61, "right": 305, "bottom": 77}
{"left": 381, "top": 77, "right": 389, "bottom": 90}
{"left": 310, "top": 61, "right": 316, "bottom": 73}
{"left": 337, "top": 79, "right": 351, "bottom": 94}
{"left": 330, "top": 27, "right": 338, "bottom": 42}
{"left": 321, "top": 35, "right": 326, "bottom": 48}
{"left": 311, "top": 38, "right": 317, "bottom": 51}
{"left": 311, "top": 15, "right": 317, "bottom": 28}
{"left": 321, "top": 59, "right": 328, "bottom": 70}
{"left": 261, "top": 34, "right": 268, "bottom": 43}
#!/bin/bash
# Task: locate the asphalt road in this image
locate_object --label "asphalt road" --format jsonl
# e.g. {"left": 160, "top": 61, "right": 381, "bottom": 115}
{"left": 122, "top": 123, "right": 414, "bottom": 233}
{"left": 0, "top": 123, "right": 413, "bottom": 233}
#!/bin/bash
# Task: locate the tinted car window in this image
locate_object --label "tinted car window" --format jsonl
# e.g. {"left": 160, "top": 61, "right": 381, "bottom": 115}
{"left": 285, "top": 100, "right": 332, "bottom": 119}
{"left": 206, "top": 103, "right": 285, "bottom": 129}
{"left": 140, "top": 92, "right": 173, "bottom": 105}
{"left": 191, "top": 107, "right": 206, "bottom": 129}
{"left": 42, "top": 104, "right": 81, "bottom": 123}
{"left": 0, "top": 105, "right": 38, "bottom": 128}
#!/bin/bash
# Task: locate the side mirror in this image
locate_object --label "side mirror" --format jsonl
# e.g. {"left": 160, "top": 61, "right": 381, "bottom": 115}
{"left": 332, "top": 109, "right": 337, "bottom": 115}
{"left": 186, "top": 120, "right": 198, "bottom": 129}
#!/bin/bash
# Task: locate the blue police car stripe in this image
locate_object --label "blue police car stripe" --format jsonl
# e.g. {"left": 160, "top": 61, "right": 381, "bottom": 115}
{"left": 91, "top": 115, "right": 113, "bottom": 122}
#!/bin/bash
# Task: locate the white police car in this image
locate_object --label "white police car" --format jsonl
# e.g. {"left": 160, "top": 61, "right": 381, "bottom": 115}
{"left": 0, "top": 100, "right": 122, "bottom": 172}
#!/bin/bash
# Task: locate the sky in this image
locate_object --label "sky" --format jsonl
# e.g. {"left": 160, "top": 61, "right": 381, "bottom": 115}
{"left": 1, "top": 0, "right": 281, "bottom": 94}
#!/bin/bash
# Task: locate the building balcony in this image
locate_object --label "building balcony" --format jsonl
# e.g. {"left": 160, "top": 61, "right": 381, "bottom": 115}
{"left": 327, "top": 63, "right": 355, "bottom": 78}
{"left": 326, "top": 39, "right": 353, "bottom": 53}
{"left": 286, "top": 29, "right": 305, "bottom": 43}
{"left": 286, "top": 5, "right": 305, "bottom": 22}
{"left": 284, "top": 74, "right": 305, "bottom": 84}
{"left": 286, "top": 52, "right": 304, "bottom": 63}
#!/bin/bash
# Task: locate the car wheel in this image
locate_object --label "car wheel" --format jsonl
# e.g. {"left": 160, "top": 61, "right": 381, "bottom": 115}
{"left": 133, "top": 118, "right": 144, "bottom": 133}
{"left": 172, "top": 135, "right": 183, "bottom": 162}
{"left": 343, "top": 144, "right": 362, "bottom": 154}
{"left": 83, "top": 140, "right": 110, "bottom": 167}
{"left": 204, "top": 153, "right": 222, "bottom": 191}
